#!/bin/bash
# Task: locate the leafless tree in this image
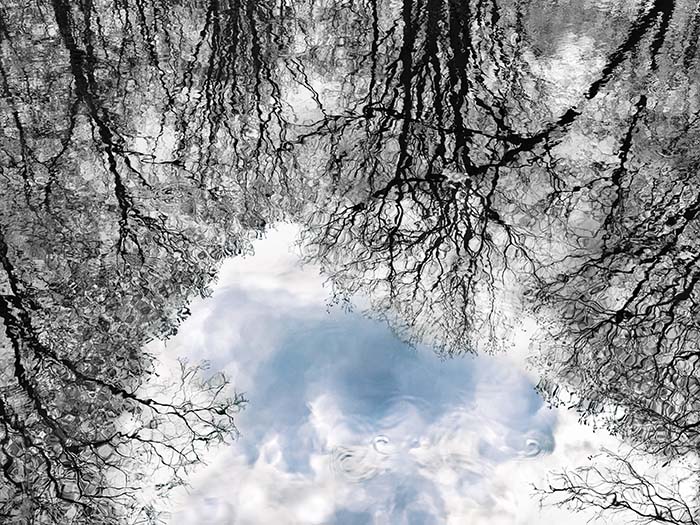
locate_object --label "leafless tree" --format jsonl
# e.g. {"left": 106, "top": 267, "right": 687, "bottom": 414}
{"left": 538, "top": 451, "right": 699, "bottom": 525}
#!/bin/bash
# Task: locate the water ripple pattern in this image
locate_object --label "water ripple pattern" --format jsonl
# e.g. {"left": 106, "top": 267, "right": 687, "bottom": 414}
{"left": 161, "top": 229, "right": 625, "bottom": 525}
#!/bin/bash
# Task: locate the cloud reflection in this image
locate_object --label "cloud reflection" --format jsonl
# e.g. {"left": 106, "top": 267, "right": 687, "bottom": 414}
{"left": 160, "top": 226, "right": 619, "bottom": 525}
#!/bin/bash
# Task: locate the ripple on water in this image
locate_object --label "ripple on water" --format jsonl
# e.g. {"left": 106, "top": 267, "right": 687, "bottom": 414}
{"left": 330, "top": 438, "right": 392, "bottom": 483}
{"left": 328, "top": 372, "right": 553, "bottom": 486}
{"left": 517, "top": 430, "right": 555, "bottom": 459}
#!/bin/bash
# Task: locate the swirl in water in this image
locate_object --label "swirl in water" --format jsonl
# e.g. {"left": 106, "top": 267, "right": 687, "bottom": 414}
{"left": 329, "top": 399, "right": 554, "bottom": 484}
{"left": 331, "top": 435, "right": 394, "bottom": 482}
{"left": 517, "top": 430, "right": 554, "bottom": 459}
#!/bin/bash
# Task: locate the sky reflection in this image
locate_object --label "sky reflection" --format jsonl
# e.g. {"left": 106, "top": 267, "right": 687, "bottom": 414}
{"left": 159, "top": 225, "right": 620, "bottom": 525}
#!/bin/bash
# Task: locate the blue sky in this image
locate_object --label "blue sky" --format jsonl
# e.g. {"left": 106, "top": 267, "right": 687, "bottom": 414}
{"left": 154, "top": 225, "right": 624, "bottom": 525}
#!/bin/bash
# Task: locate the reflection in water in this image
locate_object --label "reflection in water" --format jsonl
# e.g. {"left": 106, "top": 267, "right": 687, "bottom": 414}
{"left": 162, "top": 231, "right": 560, "bottom": 524}
{"left": 0, "top": 0, "right": 699, "bottom": 522}
{"left": 331, "top": 436, "right": 392, "bottom": 483}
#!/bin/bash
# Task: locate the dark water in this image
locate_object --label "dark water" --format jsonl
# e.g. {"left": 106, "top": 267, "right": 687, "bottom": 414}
{"left": 0, "top": 0, "right": 699, "bottom": 523}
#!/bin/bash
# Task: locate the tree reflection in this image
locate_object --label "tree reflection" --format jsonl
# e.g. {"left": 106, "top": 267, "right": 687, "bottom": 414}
{"left": 294, "top": 0, "right": 700, "bottom": 522}
{"left": 0, "top": 0, "right": 285, "bottom": 521}
{"left": 0, "top": 0, "right": 699, "bottom": 522}
{"left": 294, "top": 0, "right": 547, "bottom": 354}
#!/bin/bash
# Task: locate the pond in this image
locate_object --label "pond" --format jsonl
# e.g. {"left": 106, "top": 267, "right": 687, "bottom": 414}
{"left": 159, "top": 226, "right": 619, "bottom": 524}
{"left": 0, "top": 0, "right": 698, "bottom": 523}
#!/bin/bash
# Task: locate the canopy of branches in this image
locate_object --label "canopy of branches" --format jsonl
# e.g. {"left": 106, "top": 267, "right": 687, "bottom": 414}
{"left": 0, "top": 0, "right": 698, "bottom": 522}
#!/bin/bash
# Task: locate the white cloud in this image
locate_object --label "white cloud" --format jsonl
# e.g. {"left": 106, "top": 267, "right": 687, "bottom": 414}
{"left": 153, "top": 224, "right": 629, "bottom": 525}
